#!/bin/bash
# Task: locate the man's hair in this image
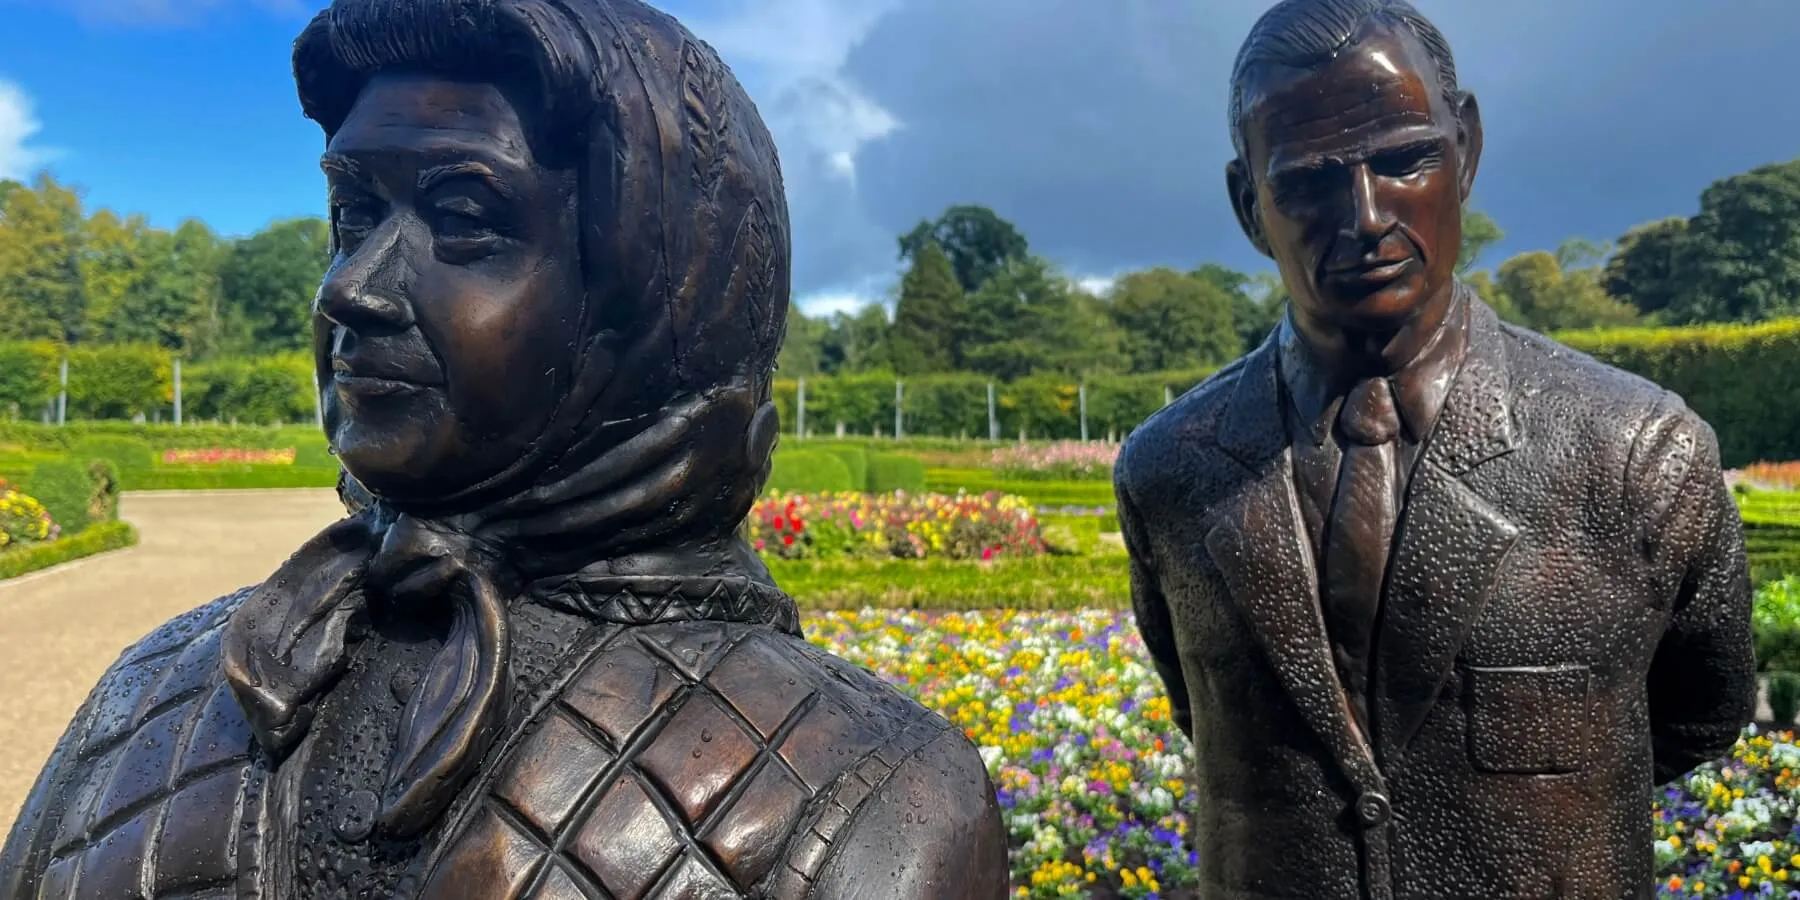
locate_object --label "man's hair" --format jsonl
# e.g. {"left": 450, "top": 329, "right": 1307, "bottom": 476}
{"left": 1228, "top": 0, "right": 1463, "bottom": 161}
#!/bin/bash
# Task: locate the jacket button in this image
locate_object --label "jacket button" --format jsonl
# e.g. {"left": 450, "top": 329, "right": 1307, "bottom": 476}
{"left": 1355, "top": 791, "right": 1391, "bottom": 828}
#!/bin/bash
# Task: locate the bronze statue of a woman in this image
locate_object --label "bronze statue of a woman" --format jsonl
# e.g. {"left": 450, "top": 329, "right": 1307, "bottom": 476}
{"left": 0, "top": 1, "right": 1010, "bottom": 896}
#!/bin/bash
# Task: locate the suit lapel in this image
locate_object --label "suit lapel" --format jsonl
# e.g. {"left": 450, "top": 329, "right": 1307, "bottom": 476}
{"left": 1375, "top": 299, "right": 1523, "bottom": 758}
{"left": 1209, "top": 338, "right": 1384, "bottom": 793}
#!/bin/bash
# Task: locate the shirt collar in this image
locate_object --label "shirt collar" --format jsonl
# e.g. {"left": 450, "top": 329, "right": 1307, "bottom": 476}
{"left": 1278, "top": 285, "right": 1471, "bottom": 447}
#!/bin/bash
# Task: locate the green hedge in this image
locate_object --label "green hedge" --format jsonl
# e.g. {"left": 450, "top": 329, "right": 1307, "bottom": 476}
{"left": 1557, "top": 318, "right": 1800, "bottom": 468}
{"left": 867, "top": 452, "right": 926, "bottom": 493}
{"left": 0, "top": 520, "right": 137, "bottom": 580}
{"left": 765, "top": 449, "right": 856, "bottom": 494}
{"left": 770, "top": 555, "right": 1130, "bottom": 610}
{"left": 925, "top": 468, "right": 1118, "bottom": 508}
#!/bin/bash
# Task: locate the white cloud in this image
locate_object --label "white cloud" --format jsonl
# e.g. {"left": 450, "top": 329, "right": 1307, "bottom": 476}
{"left": 692, "top": 0, "right": 902, "bottom": 165}
{"left": 1076, "top": 275, "right": 1116, "bottom": 297}
{"left": 795, "top": 290, "right": 878, "bottom": 317}
{"left": 0, "top": 80, "right": 52, "bottom": 181}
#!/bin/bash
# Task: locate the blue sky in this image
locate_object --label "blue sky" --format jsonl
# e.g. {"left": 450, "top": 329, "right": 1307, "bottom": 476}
{"left": 2, "top": 0, "right": 1797, "bottom": 315}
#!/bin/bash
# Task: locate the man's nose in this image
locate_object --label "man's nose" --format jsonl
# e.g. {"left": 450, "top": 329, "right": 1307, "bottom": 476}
{"left": 315, "top": 223, "right": 416, "bottom": 332}
{"left": 1344, "top": 164, "right": 1390, "bottom": 240}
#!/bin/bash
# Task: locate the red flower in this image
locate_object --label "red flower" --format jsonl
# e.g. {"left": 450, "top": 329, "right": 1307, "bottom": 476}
{"left": 782, "top": 533, "right": 795, "bottom": 546}
{"left": 772, "top": 515, "right": 786, "bottom": 530}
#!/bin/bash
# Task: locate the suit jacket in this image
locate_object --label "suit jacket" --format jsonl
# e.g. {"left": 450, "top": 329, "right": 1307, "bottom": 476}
{"left": 1114, "top": 298, "right": 1755, "bottom": 899}
{"left": 0, "top": 578, "right": 1010, "bottom": 900}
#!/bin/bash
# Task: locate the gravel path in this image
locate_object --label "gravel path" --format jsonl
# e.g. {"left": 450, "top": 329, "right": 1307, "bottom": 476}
{"left": 0, "top": 489, "right": 342, "bottom": 839}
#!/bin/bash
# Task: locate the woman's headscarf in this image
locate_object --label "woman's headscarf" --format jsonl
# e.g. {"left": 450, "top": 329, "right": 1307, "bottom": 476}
{"left": 221, "top": 0, "right": 792, "bottom": 841}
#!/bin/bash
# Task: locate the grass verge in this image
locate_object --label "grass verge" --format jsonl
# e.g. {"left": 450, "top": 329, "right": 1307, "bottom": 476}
{"left": 0, "top": 521, "right": 139, "bottom": 581}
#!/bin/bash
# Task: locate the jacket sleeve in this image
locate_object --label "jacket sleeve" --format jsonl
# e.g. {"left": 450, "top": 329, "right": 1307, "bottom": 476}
{"left": 1116, "top": 455, "right": 1191, "bottom": 736}
{"left": 803, "top": 729, "right": 1011, "bottom": 899}
{"left": 1636, "top": 394, "right": 1757, "bottom": 784}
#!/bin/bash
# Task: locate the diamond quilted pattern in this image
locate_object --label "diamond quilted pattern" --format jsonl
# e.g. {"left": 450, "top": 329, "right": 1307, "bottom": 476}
{"left": 528, "top": 863, "right": 601, "bottom": 900}
{"left": 75, "top": 806, "right": 154, "bottom": 898}
{"left": 562, "top": 642, "right": 681, "bottom": 747}
{"left": 420, "top": 808, "right": 546, "bottom": 900}
{"left": 655, "top": 855, "right": 738, "bottom": 899}
{"left": 53, "top": 754, "right": 118, "bottom": 855}
{"left": 175, "top": 684, "right": 253, "bottom": 774}
{"left": 635, "top": 624, "right": 737, "bottom": 682}
{"left": 86, "top": 657, "right": 165, "bottom": 751}
{"left": 634, "top": 693, "right": 759, "bottom": 823}
{"left": 706, "top": 642, "right": 813, "bottom": 741}
{"left": 497, "top": 710, "right": 616, "bottom": 834}
{"left": 151, "top": 764, "right": 247, "bottom": 894}
{"left": 570, "top": 775, "right": 683, "bottom": 900}
{"left": 90, "top": 702, "right": 187, "bottom": 829}
{"left": 134, "top": 625, "right": 222, "bottom": 724}
{"left": 698, "top": 760, "right": 809, "bottom": 887}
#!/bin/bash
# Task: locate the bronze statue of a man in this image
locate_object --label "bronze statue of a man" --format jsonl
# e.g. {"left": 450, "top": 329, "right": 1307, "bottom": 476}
{"left": 1114, "top": 0, "right": 1756, "bottom": 896}
{"left": 0, "top": 1, "right": 1010, "bottom": 897}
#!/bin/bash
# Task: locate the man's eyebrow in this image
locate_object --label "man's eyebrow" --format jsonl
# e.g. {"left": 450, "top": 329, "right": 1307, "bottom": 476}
{"left": 417, "top": 161, "right": 517, "bottom": 199}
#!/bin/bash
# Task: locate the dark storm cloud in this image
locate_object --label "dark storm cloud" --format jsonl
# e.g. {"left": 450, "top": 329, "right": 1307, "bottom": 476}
{"left": 830, "top": 0, "right": 1800, "bottom": 286}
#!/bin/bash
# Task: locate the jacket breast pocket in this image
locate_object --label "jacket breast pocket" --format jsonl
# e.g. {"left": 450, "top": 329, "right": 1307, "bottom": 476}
{"left": 1464, "top": 664, "right": 1592, "bottom": 775}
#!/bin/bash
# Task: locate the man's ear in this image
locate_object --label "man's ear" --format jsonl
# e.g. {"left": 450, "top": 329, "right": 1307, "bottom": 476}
{"left": 1455, "top": 91, "right": 1483, "bottom": 202}
{"left": 1226, "top": 158, "right": 1273, "bottom": 259}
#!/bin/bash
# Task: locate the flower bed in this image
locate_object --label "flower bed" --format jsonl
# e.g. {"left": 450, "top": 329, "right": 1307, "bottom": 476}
{"left": 749, "top": 491, "right": 1046, "bottom": 560}
{"left": 809, "top": 609, "right": 1800, "bottom": 898}
{"left": 808, "top": 610, "right": 1193, "bottom": 897}
{"left": 0, "top": 480, "right": 59, "bottom": 549}
{"left": 991, "top": 442, "right": 1120, "bottom": 481}
{"left": 1741, "top": 462, "right": 1800, "bottom": 492}
{"left": 160, "top": 447, "right": 297, "bottom": 465}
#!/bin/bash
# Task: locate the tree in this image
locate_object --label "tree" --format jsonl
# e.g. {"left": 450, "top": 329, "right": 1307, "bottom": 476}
{"left": 0, "top": 172, "right": 87, "bottom": 343}
{"left": 1601, "top": 217, "right": 1687, "bottom": 317}
{"left": 958, "top": 256, "right": 1117, "bottom": 381}
{"left": 1493, "top": 249, "right": 1637, "bottom": 332}
{"left": 818, "top": 304, "right": 891, "bottom": 374}
{"left": 887, "top": 239, "right": 964, "bottom": 374}
{"left": 897, "top": 205, "right": 1029, "bottom": 294}
{"left": 1660, "top": 158, "right": 1800, "bottom": 324}
{"left": 1107, "top": 267, "right": 1240, "bottom": 372}
{"left": 218, "top": 217, "right": 330, "bottom": 353}
{"left": 1458, "top": 206, "right": 1504, "bottom": 274}
{"left": 776, "top": 303, "right": 826, "bottom": 376}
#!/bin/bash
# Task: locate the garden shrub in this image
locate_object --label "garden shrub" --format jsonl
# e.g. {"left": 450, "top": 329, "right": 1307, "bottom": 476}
{"left": 1770, "top": 672, "right": 1800, "bottom": 726}
{"left": 1753, "top": 576, "right": 1800, "bottom": 672}
{"left": 823, "top": 445, "right": 868, "bottom": 491}
{"left": 25, "top": 461, "right": 98, "bottom": 536}
{"left": 764, "top": 449, "right": 855, "bottom": 494}
{"left": 866, "top": 452, "right": 926, "bottom": 493}
{"left": 86, "top": 460, "right": 120, "bottom": 523}
{"left": 0, "top": 342, "right": 60, "bottom": 421}
{"left": 0, "top": 520, "right": 137, "bottom": 580}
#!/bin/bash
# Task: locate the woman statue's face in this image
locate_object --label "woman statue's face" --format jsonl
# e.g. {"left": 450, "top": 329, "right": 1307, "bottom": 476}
{"left": 315, "top": 71, "right": 583, "bottom": 502}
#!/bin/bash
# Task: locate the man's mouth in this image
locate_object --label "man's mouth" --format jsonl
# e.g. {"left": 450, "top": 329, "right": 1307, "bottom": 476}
{"left": 1324, "top": 257, "right": 1414, "bottom": 286}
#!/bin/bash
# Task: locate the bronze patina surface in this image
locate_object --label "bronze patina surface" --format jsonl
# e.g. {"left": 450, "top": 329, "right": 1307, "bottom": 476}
{"left": 1114, "top": 0, "right": 1757, "bottom": 897}
{"left": 0, "top": 2, "right": 1009, "bottom": 897}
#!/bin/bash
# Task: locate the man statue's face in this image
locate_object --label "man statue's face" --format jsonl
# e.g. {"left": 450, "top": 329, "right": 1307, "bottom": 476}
{"left": 316, "top": 71, "right": 582, "bottom": 501}
{"left": 1229, "top": 24, "right": 1479, "bottom": 333}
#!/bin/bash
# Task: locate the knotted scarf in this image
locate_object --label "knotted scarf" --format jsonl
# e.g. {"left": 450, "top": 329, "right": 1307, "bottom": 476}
{"left": 222, "top": 383, "right": 775, "bottom": 839}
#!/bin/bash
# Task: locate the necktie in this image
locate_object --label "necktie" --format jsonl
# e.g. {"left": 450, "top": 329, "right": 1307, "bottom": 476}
{"left": 1321, "top": 376, "right": 1402, "bottom": 740}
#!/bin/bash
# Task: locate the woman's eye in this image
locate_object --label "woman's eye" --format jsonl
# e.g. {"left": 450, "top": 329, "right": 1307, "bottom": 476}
{"left": 436, "top": 211, "right": 489, "bottom": 238}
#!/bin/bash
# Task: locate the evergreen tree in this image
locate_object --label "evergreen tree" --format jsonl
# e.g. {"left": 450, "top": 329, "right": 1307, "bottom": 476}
{"left": 888, "top": 239, "right": 964, "bottom": 374}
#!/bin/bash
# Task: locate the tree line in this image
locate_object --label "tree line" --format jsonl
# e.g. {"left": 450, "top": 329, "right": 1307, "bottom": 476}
{"left": 779, "top": 156, "right": 1800, "bottom": 381}
{"left": 3, "top": 155, "right": 1797, "bottom": 374}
